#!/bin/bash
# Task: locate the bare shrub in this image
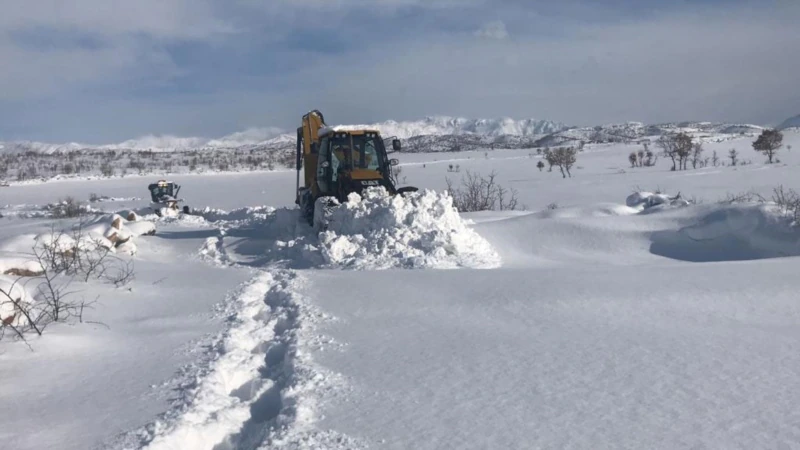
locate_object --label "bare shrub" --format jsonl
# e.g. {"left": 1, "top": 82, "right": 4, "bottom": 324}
{"left": 771, "top": 185, "right": 800, "bottom": 225}
{"left": 718, "top": 190, "right": 766, "bottom": 204}
{"left": 50, "top": 196, "right": 88, "bottom": 218}
{"left": 1, "top": 223, "right": 132, "bottom": 345}
{"left": 445, "top": 170, "right": 520, "bottom": 212}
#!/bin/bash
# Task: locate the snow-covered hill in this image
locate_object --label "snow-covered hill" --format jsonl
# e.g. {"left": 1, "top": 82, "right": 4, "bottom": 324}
{"left": 777, "top": 114, "right": 800, "bottom": 130}
{"left": 332, "top": 116, "right": 567, "bottom": 139}
{"left": 534, "top": 121, "right": 765, "bottom": 148}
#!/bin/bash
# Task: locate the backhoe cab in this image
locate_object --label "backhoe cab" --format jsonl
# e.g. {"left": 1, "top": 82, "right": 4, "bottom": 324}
{"left": 148, "top": 180, "right": 190, "bottom": 217}
{"left": 295, "top": 110, "right": 417, "bottom": 228}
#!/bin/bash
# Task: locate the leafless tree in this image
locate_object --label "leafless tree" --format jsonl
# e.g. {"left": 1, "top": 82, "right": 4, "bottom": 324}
{"left": 728, "top": 149, "right": 738, "bottom": 166}
{"left": 552, "top": 147, "right": 577, "bottom": 178}
{"left": 690, "top": 142, "right": 704, "bottom": 169}
{"left": 628, "top": 152, "right": 638, "bottom": 168}
{"left": 657, "top": 134, "right": 678, "bottom": 171}
{"left": 657, "top": 133, "right": 693, "bottom": 171}
{"left": 544, "top": 149, "right": 556, "bottom": 172}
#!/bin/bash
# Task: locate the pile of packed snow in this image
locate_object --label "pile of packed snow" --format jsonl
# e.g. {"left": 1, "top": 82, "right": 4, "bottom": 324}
{"left": 317, "top": 188, "right": 501, "bottom": 269}
{"left": 626, "top": 191, "right": 691, "bottom": 213}
{"left": 183, "top": 189, "right": 501, "bottom": 270}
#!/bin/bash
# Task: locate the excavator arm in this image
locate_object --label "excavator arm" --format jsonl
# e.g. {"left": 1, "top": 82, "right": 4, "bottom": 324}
{"left": 295, "top": 110, "right": 326, "bottom": 204}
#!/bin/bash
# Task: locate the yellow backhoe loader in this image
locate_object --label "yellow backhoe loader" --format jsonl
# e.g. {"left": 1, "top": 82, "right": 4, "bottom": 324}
{"left": 295, "top": 110, "right": 417, "bottom": 228}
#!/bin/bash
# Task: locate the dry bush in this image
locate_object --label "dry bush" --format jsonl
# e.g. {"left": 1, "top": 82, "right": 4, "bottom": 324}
{"left": 445, "top": 170, "right": 520, "bottom": 212}
{"left": 1, "top": 224, "right": 133, "bottom": 345}
{"left": 771, "top": 185, "right": 800, "bottom": 225}
{"left": 719, "top": 190, "right": 766, "bottom": 204}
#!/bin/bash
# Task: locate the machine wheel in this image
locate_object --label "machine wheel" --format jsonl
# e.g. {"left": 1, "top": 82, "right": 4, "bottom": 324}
{"left": 397, "top": 186, "right": 419, "bottom": 196}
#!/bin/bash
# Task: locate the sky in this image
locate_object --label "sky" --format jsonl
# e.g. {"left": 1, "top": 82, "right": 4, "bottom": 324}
{"left": 0, "top": 0, "right": 798, "bottom": 143}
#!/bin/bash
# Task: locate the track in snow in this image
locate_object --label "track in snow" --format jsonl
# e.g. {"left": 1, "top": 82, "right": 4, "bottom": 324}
{"left": 111, "top": 270, "right": 353, "bottom": 450}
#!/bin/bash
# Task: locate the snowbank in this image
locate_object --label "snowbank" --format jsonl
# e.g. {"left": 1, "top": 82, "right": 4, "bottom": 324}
{"left": 0, "top": 257, "right": 44, "bottom": 277}
{"left": 318, "top": 188, "right": 501, "bottom": 269}
{"left": 0, "top": 274, "right": 33, "bottom": 326}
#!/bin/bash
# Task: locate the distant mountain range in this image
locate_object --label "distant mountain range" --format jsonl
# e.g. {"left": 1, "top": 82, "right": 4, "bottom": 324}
{"left": 1, "top": 115, "right": 796, "bottom": 155}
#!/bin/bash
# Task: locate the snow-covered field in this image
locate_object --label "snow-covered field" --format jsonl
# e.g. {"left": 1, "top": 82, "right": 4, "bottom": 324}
{"left": 2, "top": 130, "right": 800, "bottom": 449}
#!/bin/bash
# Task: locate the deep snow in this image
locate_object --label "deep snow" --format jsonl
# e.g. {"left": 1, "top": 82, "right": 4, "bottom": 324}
{"left": 2, "top": 130, "right": 800, "bottom": 449}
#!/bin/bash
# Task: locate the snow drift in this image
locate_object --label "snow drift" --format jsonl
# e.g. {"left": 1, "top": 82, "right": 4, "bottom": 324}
{"left": 650, "top": 204, "right": 800, "bottom": 262}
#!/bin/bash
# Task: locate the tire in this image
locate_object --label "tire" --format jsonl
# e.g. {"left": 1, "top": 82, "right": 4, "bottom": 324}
{"left": 397, "top": 186, "right": 419, "bottom": 196}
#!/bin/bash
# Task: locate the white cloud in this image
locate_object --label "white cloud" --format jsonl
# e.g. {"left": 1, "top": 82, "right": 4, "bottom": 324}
{"left": 475, "top": 20, "right": 509, "bottom": 40}
{"left": 0, "top": 0, "right": 234, "bottom": 40}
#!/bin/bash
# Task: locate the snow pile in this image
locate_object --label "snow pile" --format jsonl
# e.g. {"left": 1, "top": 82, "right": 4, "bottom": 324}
{"left": 318, "top": 188, "right": 501, "bottom": 269}
{"left": 0, "top": 274, "right": 33, "bottom": 326}
{"left": 626, "top": 191, "right": 691, "bottom": 213}
{"left": 0, "top": 257, "right": 44, "bottom": 277}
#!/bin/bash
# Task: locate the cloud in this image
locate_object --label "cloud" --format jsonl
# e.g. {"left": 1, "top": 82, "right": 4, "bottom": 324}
{"left": 475, "top": 20, "right": 509, "bottom": 40}
{"left": 0, "top": 0, "right": 236, "bottom": 101}
{"left": 1, "top": 1, "right": 799, "bottom": 142}
{"left": 275, "top": 4, "right": 800, "bottom": 128}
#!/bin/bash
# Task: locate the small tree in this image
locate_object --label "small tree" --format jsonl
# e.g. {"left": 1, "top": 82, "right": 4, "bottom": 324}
{"left": 728, "top": 148, "right": 738, "bottom": 166}
{"left": 690, "top": 142, "right": 704, "bottom": 169}
{"left": 657, "top": 134, "right": 678, "bottom": 171}
{"left": 752, "top": 129, "right": 783, "bottom": 163}
{"left": 628, "top": 152, "right": 638, "bottom": 168}
{"left": 536, "top": 160, "right": 544, "bottom": 172}
{"left": 712, "top": 150, "right": 719, "bottom": 167}
{"left": 544, "top": 149, "right": 556, "bottom": 172}
{"left": 675, "top": 133, "right": 693, "bottom": 170}
{"left": 552, "top": 147, "right": 577, "bottom": 178}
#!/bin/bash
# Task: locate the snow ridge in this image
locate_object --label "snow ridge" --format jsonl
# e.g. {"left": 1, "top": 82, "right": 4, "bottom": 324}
{"left": 121, "top": 270, "right": 353, "bottom": 450}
